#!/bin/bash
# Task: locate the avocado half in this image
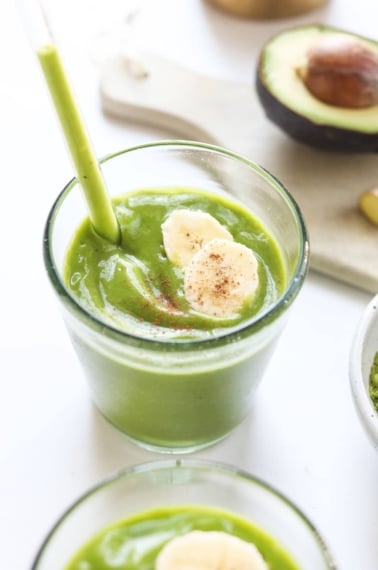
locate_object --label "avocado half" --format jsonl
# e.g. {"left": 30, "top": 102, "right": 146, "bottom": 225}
{"left": 256, "top": 25, "right": 378, "bottom": 153}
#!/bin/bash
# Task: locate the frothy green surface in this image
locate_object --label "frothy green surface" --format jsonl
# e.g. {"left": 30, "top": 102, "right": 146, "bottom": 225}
{"left": 64, "top": 187, "right": 286, "bottom": 340}
{"left": 64, "top": 505, "right": 300, "bottom": 570}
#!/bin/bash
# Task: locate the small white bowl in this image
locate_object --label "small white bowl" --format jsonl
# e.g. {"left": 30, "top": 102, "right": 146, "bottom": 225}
{"left": 349, "top": 294, "right": 378, "bottom": 448}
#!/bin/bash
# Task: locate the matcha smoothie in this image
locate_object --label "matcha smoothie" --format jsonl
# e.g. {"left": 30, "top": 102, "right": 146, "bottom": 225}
{"left": 64, "top": 187, "right": 286, "bottom": 339}
{"left": 64, "top": 505, "right": 300, "bottom": 570}
{"left": 32, "top": 460, "right": 334, "bottom": 570}
{"left": 44, "top": 142, "right": 309, "bottom": 452}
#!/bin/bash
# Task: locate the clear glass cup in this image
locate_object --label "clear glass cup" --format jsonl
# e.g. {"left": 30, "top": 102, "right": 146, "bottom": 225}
{"left": 31, "top": 459, "right": 335, "bottom": 569}
{"left": 44, "top": 141, "right": 309, "bottom": 453}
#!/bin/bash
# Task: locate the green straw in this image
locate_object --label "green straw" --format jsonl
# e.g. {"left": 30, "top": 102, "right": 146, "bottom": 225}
{"left": 31, "top": 1, "right": 120, "bottom": 243}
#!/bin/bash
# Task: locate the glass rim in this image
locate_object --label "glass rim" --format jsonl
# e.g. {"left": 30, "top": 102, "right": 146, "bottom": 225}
{"left": 43, "top": 140, "right": 309, "bottom": 349}
{"left": 30, "top": 458, "right": 336, "bottom": 569}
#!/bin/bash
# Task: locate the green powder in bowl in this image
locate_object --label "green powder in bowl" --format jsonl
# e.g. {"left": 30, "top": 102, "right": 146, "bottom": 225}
{"left": 349, "top": 293, "right": 378, "bottom": 447}
{"left": 369, "top": 351, "right": 378, "bottom": 411}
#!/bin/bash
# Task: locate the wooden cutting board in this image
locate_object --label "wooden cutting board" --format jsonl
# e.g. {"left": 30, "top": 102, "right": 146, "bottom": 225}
{"left": 100, "top": 52, "right": 378, "bottom": 293}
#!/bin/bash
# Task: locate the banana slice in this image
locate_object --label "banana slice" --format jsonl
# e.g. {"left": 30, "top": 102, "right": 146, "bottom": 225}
{"left": 155, "top": 530, "right": 268, "bottom": 570}
{"left": 184, "top": 238, "right": 259, "bottom": 318}
{"left": 161, "top": 209, "right": 233, "bottom": 267}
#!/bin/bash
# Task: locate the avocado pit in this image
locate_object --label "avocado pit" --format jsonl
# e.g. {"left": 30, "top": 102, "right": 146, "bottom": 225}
{"left": 298, "top": 35, "right": 378, "bottom": 109}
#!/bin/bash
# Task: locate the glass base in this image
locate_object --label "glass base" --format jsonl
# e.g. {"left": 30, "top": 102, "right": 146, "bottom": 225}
{"left": 99, "top": 409, "right": 233, "bottom": 454}
{"left": 123, "top": 432, "right": 231, "bottom": 455}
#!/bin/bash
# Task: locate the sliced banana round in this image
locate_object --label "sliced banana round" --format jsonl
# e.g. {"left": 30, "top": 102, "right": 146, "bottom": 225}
{"left": 161, "top": 209, "right": 233, "bottom": 268}
{"left": 155, "top": 530, "right": 268, "bottom": 570}
{"left": 184, "top": 238, "right": 259, "bottom": 318}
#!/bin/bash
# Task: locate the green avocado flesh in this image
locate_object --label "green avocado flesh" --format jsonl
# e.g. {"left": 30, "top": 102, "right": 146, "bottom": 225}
{"left": 256, "top": 25, "right": 378, "bottom": 151}
{"left": 64, "top": 505, "right": 300, "bottom": 570}
{"left": 64, "top": 187, "right": 286, "bottom": 340}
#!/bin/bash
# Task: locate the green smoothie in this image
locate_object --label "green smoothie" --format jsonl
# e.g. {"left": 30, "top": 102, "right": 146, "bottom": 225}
{"left": 64, "top": 504, "right": 300, "bottom": 570}
{"left": 64, "top": 187, "right": 286, "bottom": 340}
{"left": 61, "top": 186, "right": 288, "bottom": 449}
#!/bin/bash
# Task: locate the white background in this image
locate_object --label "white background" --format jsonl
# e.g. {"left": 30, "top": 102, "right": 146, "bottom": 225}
{"left": 0, "top": 0, "right": 377, "bottom": 568}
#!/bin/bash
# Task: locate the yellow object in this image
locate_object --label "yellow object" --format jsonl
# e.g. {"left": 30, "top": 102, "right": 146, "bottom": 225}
{"left": 359, "top": 188, "right": 378, "bottom": 225}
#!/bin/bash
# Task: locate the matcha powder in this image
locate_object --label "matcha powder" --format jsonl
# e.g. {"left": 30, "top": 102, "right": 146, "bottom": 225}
{"left": 369, "top": 352, "right": 378, "bottom": 411}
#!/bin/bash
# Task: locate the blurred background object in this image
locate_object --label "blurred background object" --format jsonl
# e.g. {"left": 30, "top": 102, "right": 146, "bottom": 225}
{"left": 205, "top": 0, "right": 329, "bottom": 19}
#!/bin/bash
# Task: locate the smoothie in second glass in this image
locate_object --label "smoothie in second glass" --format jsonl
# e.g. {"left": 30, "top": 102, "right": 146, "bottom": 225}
{"left": 44, "top": 142, "right": 309, "bottom": 452}
{"left": 31, "top": 460, "right": 335, "bottom": 570}
{"left": 64, "top": 504, "right": 300, "bottom": 570}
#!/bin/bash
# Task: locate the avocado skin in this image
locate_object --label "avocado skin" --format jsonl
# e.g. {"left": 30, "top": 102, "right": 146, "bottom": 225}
{"left": 256, "top": 66, "right": 378, "bottom": 154}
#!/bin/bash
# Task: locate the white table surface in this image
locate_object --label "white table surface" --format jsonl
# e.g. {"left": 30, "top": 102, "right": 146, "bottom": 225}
{"left": 1, "top": 0, "right": 377, "bottom": 568}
